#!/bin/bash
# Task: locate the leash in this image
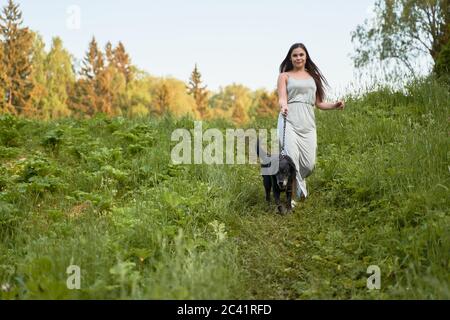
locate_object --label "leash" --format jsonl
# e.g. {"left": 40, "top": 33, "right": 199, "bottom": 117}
{"left": 280, "top": 113, "right": 287, "bottom": 157}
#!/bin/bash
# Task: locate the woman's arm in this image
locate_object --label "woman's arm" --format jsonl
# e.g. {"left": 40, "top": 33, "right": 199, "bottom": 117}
{"left": 315, "top": 95, "right": 345, "bottom": 111}
{"left": 278, "top": 73, "right": 289, "bottom": 115}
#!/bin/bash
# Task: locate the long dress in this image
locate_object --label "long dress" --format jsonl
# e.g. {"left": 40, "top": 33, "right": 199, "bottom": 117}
{"left": 277, "top": 75, "right": 317, "bottom": 199}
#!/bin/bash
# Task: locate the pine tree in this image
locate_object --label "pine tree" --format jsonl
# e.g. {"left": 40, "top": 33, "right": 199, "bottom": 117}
{"left": 72, "top": 37, "right": 112, "bottom": 116}
{"left": 113, "top": 42, "right": 133, "bottom": 84}
{"left": 80, "top": 37, "right": 104, "bottom": 80}
{"left": 69, "top": 79, "right": 96, "bottom": 117}
{"left": 187, "top": 63, "right": 209, "bottom": 119}
{"left": 99, "top": 41, "right": 126, "bottom": 116}
{"left": 0, "top": 0, "right": 34, "bottom": 115}
{"left": 105, "top": 41, "right": 114, "bottom": 65}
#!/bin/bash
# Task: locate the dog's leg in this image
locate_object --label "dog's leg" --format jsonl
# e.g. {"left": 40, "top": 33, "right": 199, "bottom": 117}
{"left": 286, "top": 178, "right": 294, "bottom": 212}
{"left": 292, "top": 178, "right": 297, "bottom": 201}
{"left": 272, "top": 178, "right": 286, "bottom": 214}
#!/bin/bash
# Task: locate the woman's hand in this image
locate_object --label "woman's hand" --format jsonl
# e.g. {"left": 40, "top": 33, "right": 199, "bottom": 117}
{"left": 280, "top": 104, "right": 288, "bottom": 116}
{"left": 335, "top": 101, "right": 345, "bottom": 110}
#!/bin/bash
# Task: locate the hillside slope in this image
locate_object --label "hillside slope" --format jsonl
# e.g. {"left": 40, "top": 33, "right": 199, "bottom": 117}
{"left": 0, "top": 77, "right": 448, "bottom": 299}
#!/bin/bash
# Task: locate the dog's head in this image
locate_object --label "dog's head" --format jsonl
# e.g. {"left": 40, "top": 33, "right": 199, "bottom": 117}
{"left": 275, "top": 155, "right": 296, "bottom": 191}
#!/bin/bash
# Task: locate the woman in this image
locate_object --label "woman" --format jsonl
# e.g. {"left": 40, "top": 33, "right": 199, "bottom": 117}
{"left": 277, "top": 43, "right": 345, "bottom": 205}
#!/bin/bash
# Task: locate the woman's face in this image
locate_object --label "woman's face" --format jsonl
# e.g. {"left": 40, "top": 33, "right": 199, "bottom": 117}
{"left": 291, "top": 47, "right": 307, "bottom": 69}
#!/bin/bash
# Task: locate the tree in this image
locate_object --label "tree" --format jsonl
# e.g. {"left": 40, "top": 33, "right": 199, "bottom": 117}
{"left": 351, "top": 0, "right": 449, "bottom": 73}
{"left": 153, "top": 81, "right": 171, "bottom": 116}
{"left": 231, "top": 99, "right": 249, "bottom": 124}
{"left": 0, "top": 0, "right": 34, "bottom": 115}
{"left": 0, "top": 36, "right": 5, "bottom": 108}
{"left": 69, "top": 79, "right": 96, "bottom": 117}
{"left": 99, "top": 42, "right": 127, "bottom": 116}
{"left": 209, "top": 84, "right": 252, "bottom": 121}
{"left": 80, "top": 36, "right": 104, "bottom": 81}
{"left": 29, "top": 32, "right": 48, "bottom": 118}
{"left": 71, "top": 37, "right": 112, "bottom": 116}
{"left": 254, "top": 89, "right": 278, "bottom": 118}
{"left": 434, "top": 34, "right": 450, "bottom": 80}
{"left": 187, "top": 63, "right": 209, "bottom": 119}
{"left": 42, "top": 37, "right": 75, "bottom": 119}
{"left": 119, "top": 70, "right": 153, "bottom": 118}
{"left": 105, "top": 41, "right": 114, "bottom": 65}
{"left": 113, "top": 41, "right": 133, "bottom": 84}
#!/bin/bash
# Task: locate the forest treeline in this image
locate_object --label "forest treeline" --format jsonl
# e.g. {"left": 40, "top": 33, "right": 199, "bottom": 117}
{"left": 0, "top": 0, "right": 279, "bottom": 123}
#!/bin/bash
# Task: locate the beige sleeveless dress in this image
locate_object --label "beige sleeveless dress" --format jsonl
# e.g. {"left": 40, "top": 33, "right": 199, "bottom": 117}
{"left": 277, "top": 75, "right": 317, "bottom": 199}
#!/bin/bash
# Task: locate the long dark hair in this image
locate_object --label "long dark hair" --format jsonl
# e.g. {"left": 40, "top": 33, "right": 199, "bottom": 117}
{"left": 279, "top": 43, "right": 329, "bottom": 102}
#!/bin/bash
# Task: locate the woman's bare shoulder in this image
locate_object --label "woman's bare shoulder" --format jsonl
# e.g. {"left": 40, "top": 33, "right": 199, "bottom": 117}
{"left": 278, "top": 72, "right": 289, "bottom": 81}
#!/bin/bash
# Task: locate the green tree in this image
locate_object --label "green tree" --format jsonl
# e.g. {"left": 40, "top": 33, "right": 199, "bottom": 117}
{"left": 187, "top": 63, "right": 209, "bottom": 119}
{"left": 119, "top": 70, "right": 153, "bottom": 118}
{"left": 351, "top": 0, "right": 449, "bottom": 73}
{"left": 0, "top": 0, "right": 34, "bottom": 115}
{"left": 209, "top": 84, "right": 252, "bottom": 121}
{"left": 29, "top": 32, "right": 48, "bottom": 118}
{"left": 434, "top": 40, "right": 450, "bottom": 82}
{"left": 42, "top": 37, "right": 75, "bottom": 119}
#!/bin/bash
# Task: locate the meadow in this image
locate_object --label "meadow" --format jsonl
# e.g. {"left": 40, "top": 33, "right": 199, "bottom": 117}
{"left": 0, "top": 76, "right": 448, "bottom": 299}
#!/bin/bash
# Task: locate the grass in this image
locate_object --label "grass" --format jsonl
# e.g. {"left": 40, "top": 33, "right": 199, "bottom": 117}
{"left": 0, "top": 76, "right": 449, "bottom": 299}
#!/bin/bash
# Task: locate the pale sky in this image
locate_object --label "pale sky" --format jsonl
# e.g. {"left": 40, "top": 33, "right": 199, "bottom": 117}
{"left": 12, "top": 0, "right": 376, "bottom": 97}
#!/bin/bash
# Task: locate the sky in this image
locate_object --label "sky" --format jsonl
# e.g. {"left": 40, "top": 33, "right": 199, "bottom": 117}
{"left": 12, "top": 0, "right": 376, "bottom": 96}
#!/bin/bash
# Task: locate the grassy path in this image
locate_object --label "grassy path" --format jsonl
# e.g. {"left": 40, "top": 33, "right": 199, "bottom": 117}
{"left": 0, "top": 77, "right": 448, "bottom": 299}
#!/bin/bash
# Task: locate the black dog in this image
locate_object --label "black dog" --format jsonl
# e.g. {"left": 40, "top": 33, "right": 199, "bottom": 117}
{"left": 256, "top": 139, "right": 297, "bottom": 214}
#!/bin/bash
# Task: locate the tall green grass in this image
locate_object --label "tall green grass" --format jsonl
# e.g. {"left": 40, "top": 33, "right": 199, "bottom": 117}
{"left": 0, "top": 76, "right": 448, "bottom": 299}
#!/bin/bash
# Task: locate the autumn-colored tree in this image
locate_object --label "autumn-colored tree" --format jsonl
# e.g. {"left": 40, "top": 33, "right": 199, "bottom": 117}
{"left": 80, "top": 37, "right": 104, "bottom": 80}
{"left": 113, "top": 41, "right": 133, "bottom": 84}
{"left": 187, "top": 63, "right": 209, "bottom": 119}
{"left": 0, "top": 0, "right": 34, "bottom": 115}
{"left": 0, "top": 44, "right": 4, "bottom": 106}
{"left": 105, "top": 41, "right": 114, "bottom": 65}
{"left": 69, "top": 79, "right": 95, "bottom": 117}
{"left": 70, "top": 38, "right": 99, "bottom": 116}
{"left": 153, "top": 81, "right": 171, "bottom": 116}
{"left": 231, "top": 99, "right": 249, "bottom": 124}
{"left": 255, "top": 89, "right": 278, "bottom": 118}
{"left": 98, "top": 42, "right": 129, "bottom": 116}
{"left": 71, "top": 37, "right": 112, "bottom": 116}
